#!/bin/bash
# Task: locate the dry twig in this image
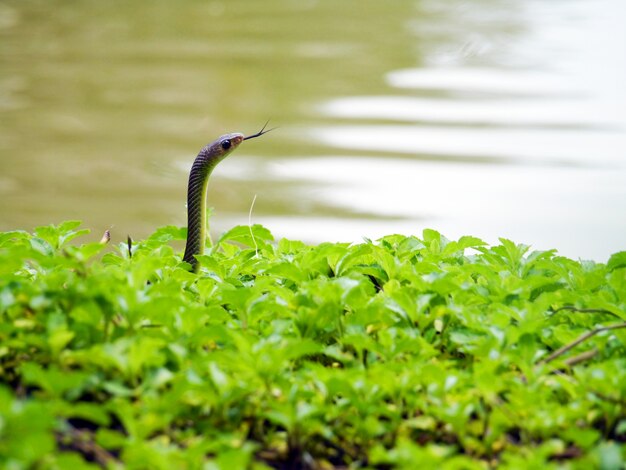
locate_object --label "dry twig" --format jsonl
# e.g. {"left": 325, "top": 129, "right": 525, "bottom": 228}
{"left": 538, "top": 322, "right": 626, "bottom": 365}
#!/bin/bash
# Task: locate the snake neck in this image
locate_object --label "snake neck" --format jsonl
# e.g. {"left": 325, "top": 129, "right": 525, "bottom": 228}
{"left": 182, "top": 154, "right": 216, "bottom": 271}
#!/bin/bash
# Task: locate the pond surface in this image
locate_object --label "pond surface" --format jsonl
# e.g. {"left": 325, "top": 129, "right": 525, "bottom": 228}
{"left": 1, "top": 0, "right": 625, "bottom": 260}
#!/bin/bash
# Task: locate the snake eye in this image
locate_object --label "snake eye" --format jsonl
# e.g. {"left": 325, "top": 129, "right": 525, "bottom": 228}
{"left": 221, "top": 139, "right": 232, "bottom": 150}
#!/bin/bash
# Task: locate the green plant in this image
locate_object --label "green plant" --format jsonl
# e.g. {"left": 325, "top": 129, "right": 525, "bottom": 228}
{"left": 1, "top": 222, "right": 625, "bottom": 469}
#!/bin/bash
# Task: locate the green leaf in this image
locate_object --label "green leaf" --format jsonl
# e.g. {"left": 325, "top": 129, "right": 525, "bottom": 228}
{"left": 147, "top": 225, "right": 188, "bottom": 242}
{"left": 0, "top": 387, "right": 56, "bottom": 466}
{"left": 596, "top": 442, "right": 623, "bottom": 470}
{"left": 21, "top": 363, "right": 90, "bottom": 398}
{"left": 607, "top": 251, "right": 626, "bottom": 271}
{"left": 217, "top": 224, "right": 274, "bottom": 249}
{"left": 30, "top": 237, "right": 54, "bottom": 256}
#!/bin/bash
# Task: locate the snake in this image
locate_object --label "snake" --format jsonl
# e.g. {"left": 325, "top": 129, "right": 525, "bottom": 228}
{"left": 182, "top": 123, "right": 271, "bottom": 271}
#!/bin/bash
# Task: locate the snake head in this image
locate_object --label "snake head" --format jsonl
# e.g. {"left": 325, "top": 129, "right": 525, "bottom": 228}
{"left": 199, "top": 123, "right": 273, "bottom": 165}
{"left": 200, "top": 133, "right": 245, "bottom": 163}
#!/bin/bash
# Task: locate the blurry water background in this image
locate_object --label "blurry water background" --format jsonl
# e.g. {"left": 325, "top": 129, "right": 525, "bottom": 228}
{"left": 0, "top": 0, "right": 624, "bottom": 260}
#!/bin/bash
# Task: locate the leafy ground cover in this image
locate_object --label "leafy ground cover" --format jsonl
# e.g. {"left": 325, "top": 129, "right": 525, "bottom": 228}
{"left": 1, "top": 221, "right": 625, "bottom": 469}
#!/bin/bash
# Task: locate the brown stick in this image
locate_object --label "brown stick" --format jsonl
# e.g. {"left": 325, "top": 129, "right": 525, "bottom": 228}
{"left": 563, "top": 348, "right": 598, "bottom": 367}
{"left": 538, "top": 322, "right": 626, "bottom": 365}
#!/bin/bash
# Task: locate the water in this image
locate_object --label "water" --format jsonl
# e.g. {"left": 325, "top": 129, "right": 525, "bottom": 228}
{"left": 1, "top": 0, "right": 624, "bottom": 260}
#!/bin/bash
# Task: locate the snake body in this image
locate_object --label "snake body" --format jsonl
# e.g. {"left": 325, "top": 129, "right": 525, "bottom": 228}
{"left": 182, "top": 133, "right": 244, "bottom": 271}
{"left": 183, "top": 125, "right": 270, "bottom": 271}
